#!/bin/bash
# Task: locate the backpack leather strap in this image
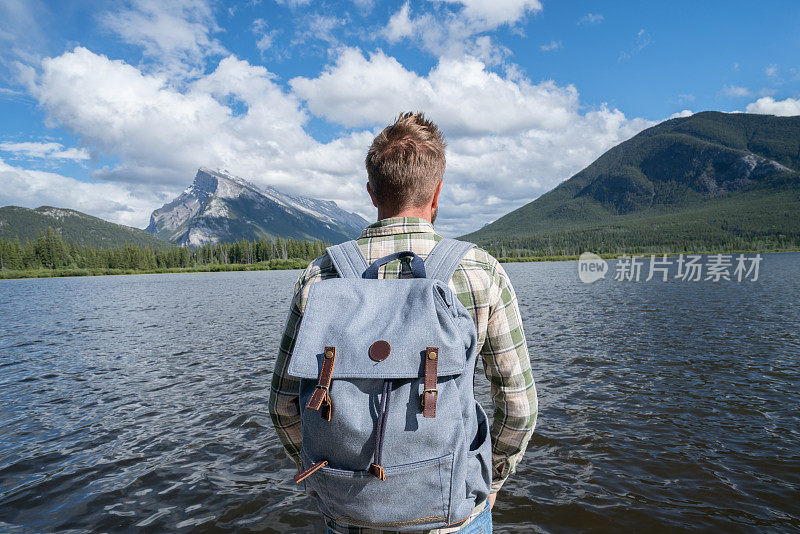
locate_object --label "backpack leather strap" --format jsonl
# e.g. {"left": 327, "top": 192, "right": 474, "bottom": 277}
{"left": 420, "top": 347, "right": 438, "bottom": 418}
{"left": 306, "top": 346, "right": 336, "bottom": 421}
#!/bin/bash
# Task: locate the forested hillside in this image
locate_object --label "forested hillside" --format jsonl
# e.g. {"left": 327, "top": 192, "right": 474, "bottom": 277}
{"left": 0, "top": 206, "right": 168, "bottom": 248}
{"left": 464, "top": 112, "right": 800, "bottom": 256}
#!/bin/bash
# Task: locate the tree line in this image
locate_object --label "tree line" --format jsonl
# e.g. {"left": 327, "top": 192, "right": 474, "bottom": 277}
{"left": 480, "top": 228, "right": 799, "bottom": 259}
{"left": 4, "top": 223, "right": 796, "bottom": 273}
{"left": 0, "top": 227, "right": 327, "bottom": 271}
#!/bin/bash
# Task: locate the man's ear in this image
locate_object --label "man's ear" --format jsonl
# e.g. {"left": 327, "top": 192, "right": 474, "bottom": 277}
{"left": 367, "top": 182, "right": 378, "bottom": 208}
{"left": 431, "top": 180, "right": 443, "bottom": 211}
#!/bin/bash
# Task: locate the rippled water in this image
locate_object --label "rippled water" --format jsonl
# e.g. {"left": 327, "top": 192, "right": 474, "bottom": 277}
{"left": 1, "top": 253, "right": 799, "bottom": 532}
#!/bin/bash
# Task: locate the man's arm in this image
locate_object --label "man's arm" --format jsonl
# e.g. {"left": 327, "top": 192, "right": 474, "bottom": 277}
{"left": 268, "top": 285, "right": 305, "bottom": 471}
{"left": 268, "top": 256, "right": 335, "bottom": 470}
{"left": 481, "top": 262, "right": 538, "bottom": 495}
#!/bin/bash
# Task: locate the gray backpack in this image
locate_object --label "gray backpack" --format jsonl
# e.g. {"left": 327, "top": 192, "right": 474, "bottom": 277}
{"left": 288, "top": 237, "right": 492, "bottom": 531}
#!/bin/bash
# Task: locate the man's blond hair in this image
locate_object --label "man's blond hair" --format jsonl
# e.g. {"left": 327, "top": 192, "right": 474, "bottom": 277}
{"left": 365, "top": 112, "right": 446, "bottom": 210}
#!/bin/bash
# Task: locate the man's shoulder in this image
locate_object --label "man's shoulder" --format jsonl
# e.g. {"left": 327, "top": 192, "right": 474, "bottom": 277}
{"left": 460, "top": 244, "right": 501, "bottom": 271}
{"left": 294, "top": 251, "right": 337, "bottom": 294}
{"left": 458, "top": 244, "right": 507, "bottom": 282}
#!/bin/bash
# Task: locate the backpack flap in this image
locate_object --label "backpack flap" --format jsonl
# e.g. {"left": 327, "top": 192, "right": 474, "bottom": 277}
{"left": 287, "top": 278, "right": 468, "bottom": 380}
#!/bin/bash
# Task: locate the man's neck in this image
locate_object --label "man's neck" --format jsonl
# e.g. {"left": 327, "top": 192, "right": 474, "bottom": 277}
{"left": 376, "top": 207, "right": 432, "bottom": 224}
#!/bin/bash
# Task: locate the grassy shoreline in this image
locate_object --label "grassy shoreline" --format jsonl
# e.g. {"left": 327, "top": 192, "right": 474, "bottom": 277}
{"left": 1, "top": 248, "right": 796, "bottom": 280}
{"left": 0, "top": 258, "right": 309, "bottom": 280}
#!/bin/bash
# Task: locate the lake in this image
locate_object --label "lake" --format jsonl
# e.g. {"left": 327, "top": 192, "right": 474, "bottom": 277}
{"left": 1, "top": 253, "right": 799, "bottom": 532}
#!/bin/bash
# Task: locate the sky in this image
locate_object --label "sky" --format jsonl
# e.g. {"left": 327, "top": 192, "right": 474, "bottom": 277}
{"left": 0, "top": 0, "right": 798, "bottom": 237}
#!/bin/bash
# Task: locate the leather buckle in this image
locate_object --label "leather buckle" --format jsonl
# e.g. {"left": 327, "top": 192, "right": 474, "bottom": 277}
{"left": 420, "top": 388, "right": 438, "bottom": 409}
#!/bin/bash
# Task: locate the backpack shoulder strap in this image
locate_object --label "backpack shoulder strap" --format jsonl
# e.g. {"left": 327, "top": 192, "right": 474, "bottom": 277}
{"left": 326, "top": 240, "right": 369, "bottom": 279}
{"left": 424, "top": 237, "right": 475, "bottom": 283}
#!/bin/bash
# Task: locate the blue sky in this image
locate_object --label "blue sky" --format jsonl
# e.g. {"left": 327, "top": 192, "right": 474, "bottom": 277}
{"left": 0, "top": 0, "right": 798, "bottom": 236}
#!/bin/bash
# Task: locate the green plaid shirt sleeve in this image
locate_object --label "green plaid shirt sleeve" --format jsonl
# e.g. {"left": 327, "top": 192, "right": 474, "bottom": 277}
{"left": 268, "top": 217, "right": 537, "bottom": 534}
{"left": 268, "top": 274, "right": 306, "bottom": 471}
{"left": 478, "top": 258, "right": 538, "bottom": 493}
{"left": 269, "top": 253, "right": 339, "bottom": 470}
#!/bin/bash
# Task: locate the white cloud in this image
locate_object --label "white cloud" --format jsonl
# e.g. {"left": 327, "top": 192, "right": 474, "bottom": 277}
{"left": 722, "top": 84, "right": 751, "bottom": 97}
{"left": 33, "top": 47, "right": 234, "bottom": 178}
{"left": 0, "top": 87, "right": 30, "bottom": 101}
{"left": 297, "top": 14, "right": 344, "bottom": 46}
{"left": 381, "top": 0, "right": 540, "bottom": 62}
{"left": 291, "top": 47, "right": 654, "bottom": 234}
{"left": 384, "top": 2, "right": 414, "bottom": 42}
{"left": 618, "top": 29, "right": 652, "bottom": 62}
{"left": 577, "top": 13, "right": 603, "bottom": 25}
{"left": 0, "top": 141, "right": 89, "bottom": 160}
{"left": 256, "top": 33, "right": 275, "bottom": 53}
{"left": 275, "top": 0, "right": 312, "bottom": 7}
{"left": 22, "top": 42, "right": 656, "bottom": 235}
{"left": 0, "top": 0, "right": 48, "bottom": 69}
{"left": 668, "top": 109, "right": 693, "bottom": 119}
{"left": 766, "top": 64, "right": 778, "bottom": 77}
{"left": 746, "top": 96, "right": 800, "bottom": 116}
{"left": 291, "top": 48, "right": 588, "bottom": 136}
{"left": 441, "top": 0, "right": 542, "bottom": 27}
{"left": 540, "top": 40, "right": 562, "bottom": 52}
{"left": 252, "top": 18, "right": 278, "bottom": 54}
{"left": 0, "top": 158, "right": 164, "bottom": 227}
{"left": 100, "top": 0, "right": 225, "bottom": 79}
{"left": 26, "top": 46, "right": 374, "bottom": 227}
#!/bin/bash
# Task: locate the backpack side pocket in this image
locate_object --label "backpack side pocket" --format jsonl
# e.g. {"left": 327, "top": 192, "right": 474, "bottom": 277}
{"left": 300, "top": 452, "right": 455, "bottom": 530}
{"left": 451, "top": 400, "right": 492, "bottom": 521}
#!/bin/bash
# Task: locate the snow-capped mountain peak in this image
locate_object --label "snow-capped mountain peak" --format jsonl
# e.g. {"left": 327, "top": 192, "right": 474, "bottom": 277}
{"left": 146, "top": 168, "right": 368, "bottom": 247}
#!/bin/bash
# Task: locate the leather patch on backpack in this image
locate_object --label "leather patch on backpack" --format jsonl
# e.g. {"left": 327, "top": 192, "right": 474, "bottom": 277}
{"left": 369, "top": 340, "right": 391, "bottom": 362}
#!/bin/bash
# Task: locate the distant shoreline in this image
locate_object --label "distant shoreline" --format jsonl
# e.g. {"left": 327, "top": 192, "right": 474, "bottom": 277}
{"left": 0, "top": 259, "right": 308, "bottom": 280}
{"left": 1, "top": 249, "right": 796, "bottom": 281}
{"left": 495, "top": 248, "right": 798, "bottom": 263}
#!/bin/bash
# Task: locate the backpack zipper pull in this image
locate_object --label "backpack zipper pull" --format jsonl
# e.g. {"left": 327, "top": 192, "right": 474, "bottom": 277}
{"left": 368, "top": 463, "right": 386, "bottom": 481}
{"left": 370, "top": 379, "right": 392, "bottom": 481}
{"left": 294, "top": 460, "right": 328, "bottom": 483}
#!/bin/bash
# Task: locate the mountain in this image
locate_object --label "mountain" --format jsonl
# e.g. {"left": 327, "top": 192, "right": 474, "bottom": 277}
{"left": 462, "top": 112, "right": 800, "bottom": 254}
{"left": 0, "top": 206, "right": 168, "bottom": 248}
{"left": 146, "top": 168, "right": 368, "bottom": 246}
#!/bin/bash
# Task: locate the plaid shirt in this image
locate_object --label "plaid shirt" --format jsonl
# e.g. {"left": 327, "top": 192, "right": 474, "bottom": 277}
{"left": 269, "top": 217, "right": 538, "bottom": 533}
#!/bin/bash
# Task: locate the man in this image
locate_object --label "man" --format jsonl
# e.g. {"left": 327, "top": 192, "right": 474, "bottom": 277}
{"left": 269, "top": 112, "right": 537, "bottom": 533}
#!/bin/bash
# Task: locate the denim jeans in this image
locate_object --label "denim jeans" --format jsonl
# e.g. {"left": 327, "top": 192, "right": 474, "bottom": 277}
{"left": 457, "top": 500, "right": 492, "bottom": 534}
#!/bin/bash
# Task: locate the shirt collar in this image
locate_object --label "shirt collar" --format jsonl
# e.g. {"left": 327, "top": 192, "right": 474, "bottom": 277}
{"left": 359, "top": 216, "right": 437, "bottom": 238}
